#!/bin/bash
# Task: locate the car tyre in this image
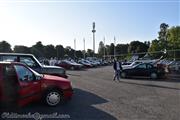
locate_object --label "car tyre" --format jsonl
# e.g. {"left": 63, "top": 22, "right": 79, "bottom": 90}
{"left": 150, "top": 73, "right": 157, "bottom": 79}
{"left": 44, "top": 89, "right": 63, "bottom": 106}
{"left": 121, "top": 72, "right": 126, "bottom": 78}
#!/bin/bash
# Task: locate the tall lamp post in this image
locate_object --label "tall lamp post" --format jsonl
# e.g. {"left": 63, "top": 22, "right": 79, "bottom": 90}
{"left": 92, "top": 22, "right": 96, "bottom": 57}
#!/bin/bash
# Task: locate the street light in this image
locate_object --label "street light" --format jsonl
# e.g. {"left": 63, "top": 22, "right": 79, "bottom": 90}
{"left": 92, "top": 22, "right": 96, "bottom": 57}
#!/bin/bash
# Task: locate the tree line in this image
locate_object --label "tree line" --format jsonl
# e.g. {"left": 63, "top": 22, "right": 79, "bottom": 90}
{"left": 0, "top": 23, "right": 179, "bottom": 60}
{"left": 98, "top": 23, "right": 180, "bottom": 60}
{"left": 0, "top": 40, "right": 92, "bottom": 59}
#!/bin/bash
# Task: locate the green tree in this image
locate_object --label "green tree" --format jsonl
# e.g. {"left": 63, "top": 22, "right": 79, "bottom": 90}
{"left": 30, "top": 41, "right": 44, "bottom": 58}
{"left": 14, "top": 45, "right": 31, "bottom": 53}
{"left": 86, "top": 49, "right": 94, "bottom": 57}
{"left": 148, "top": 39, "right": 163, "bottom": 58}
{"left": 158, "top": 23, "right": 169, "bottom": 50}
{"left": 109, "top": 43, "right": 115, "bottom": 56}
{"left": 167, "top": 26, "right": 180, "bottom": 60}
{"left": 76, "top": 50, "right": 83, "bottom": 58}
{"left": 105, "top": 45, "right": 110, "bottom": 56}
{"left": 98, "top": 41, "right": 105, "bottom": 57}
{"left": 44, "top": 45, "right": 56, "bottom": 59}
{"left": 64, "top": 46, "right": 75, "bottom": 58}
{"left": 148, "top": 24, "right": 180, "bottom": 59}
{"left": 115, "top": 44, "right": 129, "bottom": 55}
{"left": 128, "top": 41, "right": 149, "bottom": 53}
{"left": 56, "top": 45, "right": 65, "bottom": 59}
{"left": 0, "top": 41, "right": 12, "bottom": 52}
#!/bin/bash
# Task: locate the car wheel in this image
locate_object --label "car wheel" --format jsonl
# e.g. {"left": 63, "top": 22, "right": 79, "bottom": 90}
{"left": 150, "top": 73, "right": 157, "bottom": 79}
{"left": 70, "top": 66, "right": 75, "bottom": 70}
{"left": 44, "top": 89, "right": 63, "bottom": 106}
{"left": 121, "top": 72, "right": 126, "bottom": 78}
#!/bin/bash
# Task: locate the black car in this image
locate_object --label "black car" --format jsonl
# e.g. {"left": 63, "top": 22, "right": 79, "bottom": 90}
{"left": 120, "top": 63, "right": 165, "bottom": 79}
{"left": 0, "top": 53, "right": 68, "bottom": 78}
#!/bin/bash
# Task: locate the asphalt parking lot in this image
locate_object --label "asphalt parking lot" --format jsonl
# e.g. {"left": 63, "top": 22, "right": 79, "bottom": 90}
{"left": 1, "top": 66, "right": 180, "bottom": 120}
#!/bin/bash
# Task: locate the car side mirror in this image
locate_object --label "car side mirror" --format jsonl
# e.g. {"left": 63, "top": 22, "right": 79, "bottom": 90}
{"left": 35, "top": 75, "right": 42, "bottom": 81}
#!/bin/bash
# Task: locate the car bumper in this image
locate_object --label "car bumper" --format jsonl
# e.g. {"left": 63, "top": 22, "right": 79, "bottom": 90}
{"left": 63, "top": 88, "right": 73, "bottom": 100}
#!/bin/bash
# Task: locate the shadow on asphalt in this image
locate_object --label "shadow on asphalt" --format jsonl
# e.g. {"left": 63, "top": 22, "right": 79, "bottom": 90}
{"left": 120, "top": 80, "right": 180, "bottom": 91}
{"left": 1, "top": 88, "right": 117, "bottom": 120}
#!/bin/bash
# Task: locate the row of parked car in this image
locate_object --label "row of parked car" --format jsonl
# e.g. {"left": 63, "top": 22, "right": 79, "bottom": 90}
{"left": 55, "top": 59, "right": 110, "bottom": 70}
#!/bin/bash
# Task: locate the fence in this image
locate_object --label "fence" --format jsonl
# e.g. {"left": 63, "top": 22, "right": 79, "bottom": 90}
{"left": 104, "top": 49, "right": 180, "bottom": 61}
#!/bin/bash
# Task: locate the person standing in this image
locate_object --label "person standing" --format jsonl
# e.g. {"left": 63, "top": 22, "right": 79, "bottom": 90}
{"left": 113, "top": 59, "right": 122, "bottom": 81}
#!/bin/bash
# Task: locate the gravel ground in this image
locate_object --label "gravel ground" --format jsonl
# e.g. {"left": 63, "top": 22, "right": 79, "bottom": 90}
{"left": 1, "top": 66, "right": 179, "bottom": 120}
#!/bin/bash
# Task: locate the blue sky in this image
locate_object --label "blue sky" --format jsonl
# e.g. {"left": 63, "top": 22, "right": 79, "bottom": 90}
{"left": 0, "top": 0, "right": 179, "bottom": 52}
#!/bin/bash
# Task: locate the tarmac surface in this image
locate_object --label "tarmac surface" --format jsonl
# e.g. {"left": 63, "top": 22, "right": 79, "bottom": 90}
{"left": 1, "top": 66, "right": 180, "bottom": 120}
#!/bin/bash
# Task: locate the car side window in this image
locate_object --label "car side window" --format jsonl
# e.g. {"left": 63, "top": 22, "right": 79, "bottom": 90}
{"left": 14, "top": 65, "right": 34, "bottom": 82}
{"left": 20, "top": 57, "right": 38, "bottom": 68}
{"left": 136, "top": 64, "right": 146, "bottom": 69}
{"left": 3, "top": 64, "right": 17, "bottom": 78}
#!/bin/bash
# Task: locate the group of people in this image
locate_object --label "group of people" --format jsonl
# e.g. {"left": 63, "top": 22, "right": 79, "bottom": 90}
{"left": 113, "top": 59, "right": 123, "bottom": 81}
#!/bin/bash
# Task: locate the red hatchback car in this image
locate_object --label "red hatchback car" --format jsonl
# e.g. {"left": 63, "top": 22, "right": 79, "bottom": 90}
{"left": 0, "top": 62, "right": 73, "bottom": 107}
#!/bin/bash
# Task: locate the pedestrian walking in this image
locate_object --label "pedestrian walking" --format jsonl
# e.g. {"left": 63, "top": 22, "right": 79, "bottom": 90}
{"left": 113, "top": 59, "right": 122, "bottom": 81}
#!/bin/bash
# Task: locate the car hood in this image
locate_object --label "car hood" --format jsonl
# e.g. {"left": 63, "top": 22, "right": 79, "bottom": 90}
{"left": 122, "top": 66, "right": 133, "bottom": 69}
{"left": 42, "top": 65, "right": 64, "bottom": 70}
{"left": 43, "top": 74, "right": 70, "bottom": 82}
{"left": 70, "top": 63, "right": 82, "bottom": 66}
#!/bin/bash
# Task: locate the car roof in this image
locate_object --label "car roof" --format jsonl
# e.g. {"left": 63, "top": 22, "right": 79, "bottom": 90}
{"left": 0, "top": 61, "right": 26, "bottom": 65}
{"left": 0, "top": 53, "right": 34, "bottom": 56}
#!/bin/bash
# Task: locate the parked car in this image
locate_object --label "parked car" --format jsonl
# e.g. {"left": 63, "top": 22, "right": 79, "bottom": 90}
{"left": 0, "top": 62, "right": 73, "bottom": 107}
{"left": 0, "top": 53, "right": 68, "bottom": 78}
{"left": 83, "top": 60, "right": 96, "bottom": 67}
{"left": 78, "top": 60, "right": 93, "bottom": 68}
{"left": 101, "top": 60, "right": 109, "bottom": 66}
{"left": 87, "top": 60, "right": 99, "bottom": 67}
{"left": 57, "top": 60, "right": 83, "bottom": 70}
{"left": 121, "top": 63, "right": 165, "bottom": 79}
{"left": 167, "top": 61, "right": 180, "bottom": 73}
